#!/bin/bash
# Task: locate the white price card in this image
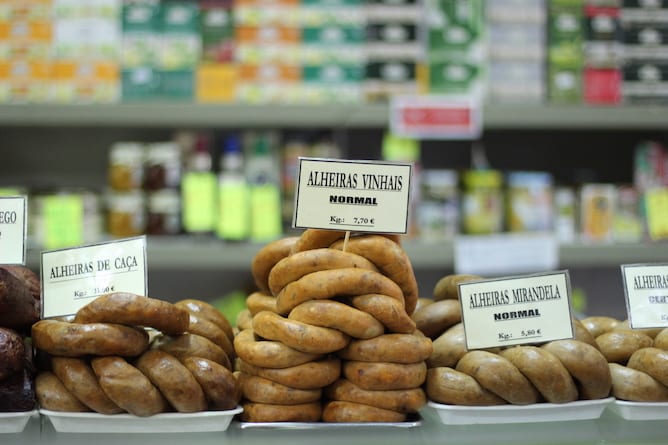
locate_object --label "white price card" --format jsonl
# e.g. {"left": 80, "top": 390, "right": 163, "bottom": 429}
{"left": 41, "top": 236, "right": 147, "bottom": 319}
{"left": 0, "top": 196, "right": 27, "bottom": 265}
{"left": 293, "top": 158, "right": 412, "bottom": 234}
{"left": 459, "top": 271, "right": 574, "bottom": 350}
{"left": 454, "top": 233, "right": 559, "bottom": 276}
{"left": 621, "top": 263, "right": 668, "bottom": 329}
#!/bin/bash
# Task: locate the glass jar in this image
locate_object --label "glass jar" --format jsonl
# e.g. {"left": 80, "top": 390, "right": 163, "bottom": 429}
{"left": 108, "top": 142, "right": 145, "bottom": 191}
{"left": 144, "top": 142, "right": 182, "bottom": 191}
{"left": 107, "top": 191, "right": 146, "bottom": 238}
{"left": 146, "top": 189, "right": 181, "bottom": 235}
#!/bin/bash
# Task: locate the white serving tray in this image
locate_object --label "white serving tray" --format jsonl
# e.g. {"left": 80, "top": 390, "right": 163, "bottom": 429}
{"left": 427, "top": 398, "right": 614, "bottom": 425}
{"left": 608, "top": 400, "right": 668, "bottom": 421}
{"left": 0, "top": 410, "right": 38, "bottom": 434}
{"left": 237, "top": 414, "right": 422, "bottom": 430}
{"left": 40, "top": 407, "right": 243, "bottom": 433}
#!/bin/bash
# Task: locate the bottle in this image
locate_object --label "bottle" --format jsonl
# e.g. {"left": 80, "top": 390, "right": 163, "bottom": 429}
{"left": 181, "top": 135, "right": 217, "bottom": 234}
{"left": 245, "top": 132, "right": 283, "bottom": 243}
{"left": 216, "top": 135, "right": 250, "bottom": 241}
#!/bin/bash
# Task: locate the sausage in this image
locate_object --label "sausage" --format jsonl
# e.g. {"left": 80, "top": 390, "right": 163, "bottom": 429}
{"left": 0, "top": 327, "right": 25, "bottom": 381}
{"left": 153, "top": 333, "right": 231, "bottom": 370}
{"left": 541, "top": 339, "right": 611, "bottom": 400}
{"left": 595, "top": 330, "right": 653, "bottom": 364}
{"left": 425, "top": 367, "right": 507, "bottom": 406}
{"left": 238, "top": 373, "right": 321, "bottom": 405}
{"left": 237, "top": 357, "right": 341, "bottom": 390}
{"left": 51, "top": 357, "right": 124, "bottom": 414}
{"left": 135, "top": 349, "right": 207, "bottom": 413}
{"left": 239, "top": 401, "right": 322, "bottom": 422}
{"left": 268, "top": 248, "right": 378, "bottom": 297}
{"left": 288, "top": 299, "right": 385, "bottom": 340}
{"left": 234, "top": 328, "right": 322, "bottom": 369}
{"left": 627, "top": 347, "right": 668, "bottom": 387}
{"left": 246, "top": 291, "right": 278, "bottom": 315}
{"left": 187, "top": 313, "right": 236, "bottom": 360}
{"left": 579, "top": 316, "right": 621, "bottom": 338}
{"left": 342, "top": 361, "right": 427, "bottom": 391}
{"left": 276, "top": 268, "right": 405, "bottom": 315}
{"left": 252, "top": 310, "right": 350, "bottom": 355}
{"left": 498, "top": 346, "right": 578, "bottom": 404}
{"left": 428, "top": 323, "right": 467, "bottom": 369}
{"left": 0, "top": 267, "right": 40, "bottom": 333}
{"left": 348, "top": 294, "right": 416, "bottom": 334}
{"left": 251, "top": 236, "right": 299, "bottom": 293}
{"left": 182, "top": 357, "right": 241, "bottom": 410}
{"left": 174, "top": 299, "right": 234, "bottom": 342}
{"left": 432, "top": 274, "right": 482, "bottom": 301}
{"left": 608, "top": 362, "right": 668, "bottom": 402}
{"left": 456, "top": 350, "right": 540, "bottom": 405}
{"left": 35, "top": 371, "right": 90, "bottom": 412}
{"left": 74, "top": 292, "right": 189, "bottom": 335}
{"left": 322, "top": 400, "right": 405, "bottom": 423}
{"left": 32, "top": 319, "right": 149, "bottom": 357}
{"left": 91, "top": 356, "right": 169, "bottom": 417}
{"left": 410, "top": 299, "right": 461, "bottom": 339}
{"left": 236, "top": 309, "right": 253, "bottom": 331}
{"left": 330, "top": 235, "right": 418, "bottom": 315}
{"left": 325, "top": 378, "right": 426, "bottom": 413}
{"left": 338, "top": 332, "right": 432, "bottom": 364}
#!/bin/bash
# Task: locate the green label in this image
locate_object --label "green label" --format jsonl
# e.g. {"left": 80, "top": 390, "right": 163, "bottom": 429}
{"left": 217, "top": 182, "right": 250, "bottom": 240}
{"left": 182, "top": 172, "right": 217, "bottom": 232}
{"left": 250, "top": 184, "right": 282, "bottom": 242}
{"left": 44, "top": 195, "right": 83, "bottom": 249}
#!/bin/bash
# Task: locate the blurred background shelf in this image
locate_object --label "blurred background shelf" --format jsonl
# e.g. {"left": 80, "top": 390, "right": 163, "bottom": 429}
{"left": 25, "top": 237, "right": 668, "bottom": 271}
{"left": 2, "top": 103, "right": 668, "bottom": 129}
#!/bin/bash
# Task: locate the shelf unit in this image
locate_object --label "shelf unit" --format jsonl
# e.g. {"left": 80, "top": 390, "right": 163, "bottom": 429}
{"left": 25, "top": 237, "right": 668, "bottom": 270}
{"left": 1, "top": 103, "right": 668, "bottom": 129}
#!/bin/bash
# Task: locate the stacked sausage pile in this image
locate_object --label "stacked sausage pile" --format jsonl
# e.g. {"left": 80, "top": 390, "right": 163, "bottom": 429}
{"left": 422, "top": 274, "right": 613, "bottom": 406}
{"left": 0, "top": 266, "right": 40, "bottom": 412}
{"left": 32, "top": 292, "right": 240, "bottom": 416}
{"left": 235, "top": 229, "right": 432, "bottom": 423}
{"left": 581, "top": 316, "right": 668, "bottom": 402}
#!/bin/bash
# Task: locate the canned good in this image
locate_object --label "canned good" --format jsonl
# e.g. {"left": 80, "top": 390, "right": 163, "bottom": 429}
{"left": 108, "top": 142, "right": 145, "bottom": 191}
{"left": 107, "top": 191, "right": 146, "bottom": 238}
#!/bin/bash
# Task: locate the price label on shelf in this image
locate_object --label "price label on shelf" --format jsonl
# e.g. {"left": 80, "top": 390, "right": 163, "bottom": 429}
{"left": 0, "top": 196, "right": 27, "bottom": 265}
{"left": 41, "top": 236, "right": 147, "bottom": 319}
{"left": 621, "top": 263, "right": 668, "bottom": 329}
{"left": 293, "top": 157, "right": 412, "bottom": 234}
{"left": 459, "top": 271, "right": 574, "bottom": 350}
{"left": 389, "top": 95, "right": 482, "bottom": 140}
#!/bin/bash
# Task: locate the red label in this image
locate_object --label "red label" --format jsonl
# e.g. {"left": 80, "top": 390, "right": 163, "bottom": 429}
{"left": 584, "top": 68, "right": 621, "bottom": 105}
{"left": 401, "top": 106, "right": 472, "bottom": 128}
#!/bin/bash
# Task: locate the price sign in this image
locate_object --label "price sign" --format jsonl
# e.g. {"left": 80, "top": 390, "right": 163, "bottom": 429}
{"left": 293, "top": 158, "right": 412, "bottom": 234}
{"left": 621, "top": 263, "right": 668, "bottom": 329}
{"left": 0, "top": 196, "right": 27, "bottom": 265}
{"left": 41, "top": 236, "right": 147, "bottom": 318}
{"left": 390, "top": 95, "right": 482, "bottom": 140}
{"left": 459, "top": 271, "right": 574, "bottom": 350}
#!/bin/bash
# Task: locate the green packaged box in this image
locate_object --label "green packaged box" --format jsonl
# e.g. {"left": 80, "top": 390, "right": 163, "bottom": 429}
{"left": 302, "top": 64, "right": 364, "bottom": 83}
{"left": 548, "top": 0, "right": 584, "bottom": 68}
{"left": 121, "top": 67, "right": 161, "bottom": 101}
{"left": 160, "top": 70, "right": 195, "bottom": 100}
{"left": 548, "top": 66, "right": 583, "bottom": 103}
{"left": 426, "top": 61, "right": 483, "bottom": 94}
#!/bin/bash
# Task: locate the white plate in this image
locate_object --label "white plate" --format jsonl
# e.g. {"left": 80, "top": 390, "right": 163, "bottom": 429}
{"left": 237, "top": 414, "right": 422, "bottom": 430}
{"left": 608, "top": 400, "right": 668, "bottom": 421}
{"left": 40, "top": 407, "right": 243, "bottom": 433}
{"left": 0, "top": 410, "right": 38, "bottom": 434}
{"left": 427, "top": 398, "right": 614, "bottom": 425}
